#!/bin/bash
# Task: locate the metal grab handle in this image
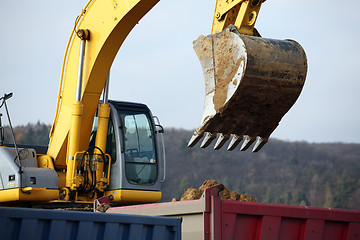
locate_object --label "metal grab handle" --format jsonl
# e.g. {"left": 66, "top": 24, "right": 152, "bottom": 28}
{"left": 159, "top": 128, "right": 166, "bottom": 183}
{"left": 153, "top": 116, "right": 166, "bottom": 183}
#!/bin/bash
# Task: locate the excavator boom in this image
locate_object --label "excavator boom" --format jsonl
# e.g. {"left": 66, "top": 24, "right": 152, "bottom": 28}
{"left": 47, "top": 0, "right": 159, "bottom": 167}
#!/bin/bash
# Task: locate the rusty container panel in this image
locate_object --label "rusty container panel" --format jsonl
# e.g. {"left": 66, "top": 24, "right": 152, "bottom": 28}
{"left": 108, "top": 186, "right": 360, "bottom": 240}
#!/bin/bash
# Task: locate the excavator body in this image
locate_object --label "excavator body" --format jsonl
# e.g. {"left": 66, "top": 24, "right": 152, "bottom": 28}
{"left": 0, "top": 100, "right": 164, "bottom": 206}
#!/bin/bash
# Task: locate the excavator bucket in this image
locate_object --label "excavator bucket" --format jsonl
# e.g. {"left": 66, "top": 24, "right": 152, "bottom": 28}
{"left": 188, "top": 26, "right": 307, "bottom": 152}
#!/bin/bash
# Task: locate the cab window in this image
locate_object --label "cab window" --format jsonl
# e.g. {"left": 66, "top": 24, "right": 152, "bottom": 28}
{"left": 120, "top": 112, "right": 157, "bottom": 185}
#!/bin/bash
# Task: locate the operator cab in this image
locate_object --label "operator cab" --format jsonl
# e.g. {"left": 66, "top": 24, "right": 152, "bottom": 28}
{"left": 91, "top": 100, "right": 165, "bottom": 204}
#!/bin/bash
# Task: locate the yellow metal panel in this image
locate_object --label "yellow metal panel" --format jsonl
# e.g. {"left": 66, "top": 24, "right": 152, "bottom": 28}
{"left": 0, "top": 188, "right": 59, "bottom": 202}
{"left": 211, "top": 0, "right": 263, "bottom": 35}
{"left": 106, "top": 189, "right": 162, "bottom": 204}
{"left": 37, "top": 155, "right": 55, "bottom": 169}
{"left": 57, "top": 171, "right": 66, "bottom": 189}
{"left": 66, "top": 101, "right": 84, "bottom": 188}
{"left": 47, "top": 0, "right": 160, "bottom": 167}
{"left": 94, "top": 103, "right": 111, "bottom": 191}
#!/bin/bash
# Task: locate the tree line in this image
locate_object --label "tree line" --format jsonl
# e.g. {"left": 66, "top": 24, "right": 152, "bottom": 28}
{"left": 3, "top": 124, "right": 360, "bottom": 210}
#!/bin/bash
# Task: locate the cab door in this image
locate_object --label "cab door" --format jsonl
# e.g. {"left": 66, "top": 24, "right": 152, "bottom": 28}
{"left": 104, "top": 101, "right": 163, "bottom": 204}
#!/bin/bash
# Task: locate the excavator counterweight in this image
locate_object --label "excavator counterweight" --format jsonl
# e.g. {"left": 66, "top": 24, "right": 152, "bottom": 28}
{"left": 188, "top": 26, "right": 307, "bottom": 152}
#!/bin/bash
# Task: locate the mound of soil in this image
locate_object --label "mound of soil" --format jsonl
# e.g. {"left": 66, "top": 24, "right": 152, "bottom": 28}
{"left": 173, "top": 179, "right": 256, "bottom": 202}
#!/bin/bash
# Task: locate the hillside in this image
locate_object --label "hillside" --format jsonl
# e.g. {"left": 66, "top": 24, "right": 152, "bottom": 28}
{"left": 162, "top": 128, "right": 360, "bottom": 210}
{"left": 3, "top": 123, "right": 360, "bottom": 210}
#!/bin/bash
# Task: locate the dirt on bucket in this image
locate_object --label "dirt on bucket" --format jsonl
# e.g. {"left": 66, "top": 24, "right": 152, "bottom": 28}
{"left": 172, "top": 179, "right": 256, "bottom": 202}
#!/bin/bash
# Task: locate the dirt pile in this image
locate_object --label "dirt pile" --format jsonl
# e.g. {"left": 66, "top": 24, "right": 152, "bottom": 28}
{"left": 172, "top": 179, "right": 256, "bottom": 202}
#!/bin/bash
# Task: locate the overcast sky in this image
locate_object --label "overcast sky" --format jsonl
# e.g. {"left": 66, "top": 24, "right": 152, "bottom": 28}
{"left": 1, "top": 0, "right": 360, "bottom": 144}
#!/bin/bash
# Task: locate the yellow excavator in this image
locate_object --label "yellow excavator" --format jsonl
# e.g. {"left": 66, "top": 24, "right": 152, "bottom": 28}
{"left": 0, "top": 0, "right": 307, "bottom": 206}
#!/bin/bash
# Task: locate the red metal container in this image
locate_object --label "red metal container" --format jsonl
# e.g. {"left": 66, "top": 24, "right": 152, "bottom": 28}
{"left": 107, "top": 185, "right": 360, "bottom": 240}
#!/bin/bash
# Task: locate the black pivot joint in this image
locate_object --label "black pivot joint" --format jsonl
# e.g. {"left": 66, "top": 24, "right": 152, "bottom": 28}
{"left": 77, "top": 29, "right": 90, "bottom": 41}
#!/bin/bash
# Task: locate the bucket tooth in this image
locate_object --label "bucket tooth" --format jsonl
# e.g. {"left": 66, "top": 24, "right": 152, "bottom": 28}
{"left": 227, "top": 134, "right": 243, "bottom": 151}
{"left": 200, "top": 132, "right": 216, "bottom": 148}
{"left": 240, "top": 135, "right": 256, "bottom": 151}
{"left": 188, "top": 131, "right": 204, "bottom": 147}
{"left": 252, "top": 137, "right": 268, "bottom": 152}
{"left": 214, "top": 133, "right": 230, "bottom": 150}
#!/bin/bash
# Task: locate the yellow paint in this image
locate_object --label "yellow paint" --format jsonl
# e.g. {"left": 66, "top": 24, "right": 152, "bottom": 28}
{"left": 57, "top": 171, "right": 66, "bottom": 189}
{"left": 50, "top": 199, "right": 93, "bottom": 204}
{"left": 37, "top": 155, "right": 55, "bottom": 169}
{"left": 66, "top": 101, "right": 83, "bottom": 189}
{"left": 211, "top": 0, "right": 263, "bottom": 35}
{"left": 112, "top": 0, "right": 119, "bottom": 9}
{"left": 94, "top": 103, "right": 110, "bottom": 191}
{"left": 0, "top": 188, "right": 59, "bottom": 202}
{"left": 106, "top": 189, "right": 161, "bottom": 203}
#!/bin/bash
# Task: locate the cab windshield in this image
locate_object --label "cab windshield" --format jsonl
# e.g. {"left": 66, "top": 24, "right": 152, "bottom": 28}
{"left": 119, "top": 111, "right": 157, "bottom": 185}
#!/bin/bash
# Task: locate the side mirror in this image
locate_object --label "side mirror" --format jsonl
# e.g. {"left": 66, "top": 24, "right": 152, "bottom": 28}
{"left": 3, "top": 93, "right": 13, "bottom": 101}
{"left": 155, "top": 124, "right": 164, "bottom": 134}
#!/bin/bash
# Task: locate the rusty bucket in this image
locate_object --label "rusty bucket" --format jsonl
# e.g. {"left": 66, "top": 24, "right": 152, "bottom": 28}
{"left": 188, "top": 26, "right": 307, "bottom": 152}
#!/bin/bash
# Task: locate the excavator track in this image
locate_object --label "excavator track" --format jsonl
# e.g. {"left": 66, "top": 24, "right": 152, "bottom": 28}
{"left": 188, "top": 26, "right": 307, "bottom": 152}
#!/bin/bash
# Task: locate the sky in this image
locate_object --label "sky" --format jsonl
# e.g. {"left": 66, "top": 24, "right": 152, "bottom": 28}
{"left": 1, "top": 0, "right": 360, "bottom": 144}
